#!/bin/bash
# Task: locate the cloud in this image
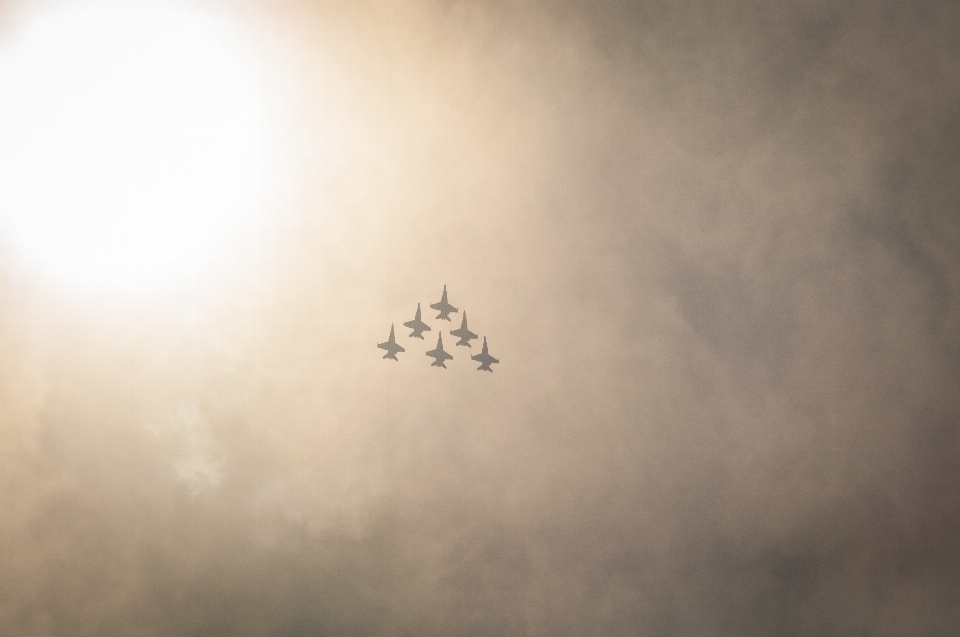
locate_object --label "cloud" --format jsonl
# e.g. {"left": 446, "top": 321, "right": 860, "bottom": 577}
{"left": 150, "top": 404, "right": 226, "bottom": 495}
{"left": 2, "top": 1, "right": 960, "bottom": 635}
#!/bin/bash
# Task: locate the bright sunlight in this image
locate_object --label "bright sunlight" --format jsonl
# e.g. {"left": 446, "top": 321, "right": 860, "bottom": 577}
{"left": 0, "top": 1, "right": 281, "bottom": 300}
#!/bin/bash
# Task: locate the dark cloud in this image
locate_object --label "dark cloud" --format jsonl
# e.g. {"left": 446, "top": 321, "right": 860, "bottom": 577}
{"left": 3, "top": 0, "right": 960, "bottom": 635}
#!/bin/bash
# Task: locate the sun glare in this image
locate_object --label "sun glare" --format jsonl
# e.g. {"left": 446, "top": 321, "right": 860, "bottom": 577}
{"left": 0, "top": 1, "right": 278, "bottom": 301}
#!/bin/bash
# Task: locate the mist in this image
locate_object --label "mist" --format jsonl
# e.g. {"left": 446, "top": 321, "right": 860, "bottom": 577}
{"left": 2, "top": 1, "right": 960, "bottom": 635}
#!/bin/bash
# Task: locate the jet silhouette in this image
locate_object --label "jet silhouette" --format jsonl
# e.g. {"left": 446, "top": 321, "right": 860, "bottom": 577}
{"left": 450, "top": 312, "right": 478, "bottom": 347}
{"left": 403, "top": 303, "right": 431, "bottom": 339}
{"left": 429, "top": 284, "right": 458, "bottom": 321}
{"left": 471, "top": 337, "right": 499, "bottom": 372}
{"left": 426, "top": 333, "right": 454, "bottom": 368}
{"left": 377, "top": 324, "right": 405, "bottom": 360}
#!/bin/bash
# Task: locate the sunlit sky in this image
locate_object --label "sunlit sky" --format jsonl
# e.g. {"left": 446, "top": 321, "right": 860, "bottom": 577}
{"left": 2, "top": 1, "right": 960, "bottom": 635}
{"left": 1, "top": 1, "right": 295, "bottom": 300}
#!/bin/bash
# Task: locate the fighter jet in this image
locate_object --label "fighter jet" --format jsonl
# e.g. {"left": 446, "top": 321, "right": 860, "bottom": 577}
{"left": 450, "top": 312, "right": 478, "bottom": 347}
{"left": 403, "top": 303, "right": 431, "bottom": 339}
{"left": 471, "top": 337, "right": 499, "bottom": 372}
{"left": 377, "top": 324, "right": 405, "bottom": 361}
{"left": 429, "top": 284, "right": 458, "bottom": 321}
{"left": 425, "top": 333, "right": 453, "bottom": 368}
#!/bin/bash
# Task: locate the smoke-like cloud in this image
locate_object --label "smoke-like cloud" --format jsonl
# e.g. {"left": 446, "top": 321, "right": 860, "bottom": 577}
{"left": 2, "top": 1, "right": 960, "bottom": 635}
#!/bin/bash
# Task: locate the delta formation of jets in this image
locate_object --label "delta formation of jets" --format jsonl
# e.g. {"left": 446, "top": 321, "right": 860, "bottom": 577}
{"left": 377, "top": 284, "right": 500, "bottom": 372}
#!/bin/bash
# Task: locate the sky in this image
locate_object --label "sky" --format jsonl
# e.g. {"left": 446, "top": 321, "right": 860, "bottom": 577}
{"left": 2, "top": 1, "right": 960, "bottom": 635}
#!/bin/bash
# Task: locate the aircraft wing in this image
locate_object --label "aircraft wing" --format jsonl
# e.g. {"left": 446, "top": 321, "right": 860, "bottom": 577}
{"left": 431, "top": 301, "right": 456, "bottom": 314}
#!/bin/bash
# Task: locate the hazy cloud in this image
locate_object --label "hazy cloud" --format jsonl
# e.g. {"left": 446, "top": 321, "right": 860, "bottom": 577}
{"left": 2, "top": 1, "right": 960, "bottom": 635}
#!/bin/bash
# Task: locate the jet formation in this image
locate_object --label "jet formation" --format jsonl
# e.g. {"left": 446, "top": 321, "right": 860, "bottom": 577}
{"left": 377, "top": 285, "right": 499, "bottom": 371}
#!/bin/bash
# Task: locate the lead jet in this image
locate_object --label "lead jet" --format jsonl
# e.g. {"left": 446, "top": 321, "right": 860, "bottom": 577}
{"left": 377, "top": 324, "right": 405, "bottom": 361}
{"left": 425, "top": 333, "right": 453, "bottom": 368}
{"left": 429, "top": 284, "right": 458, "bottom": 321}
{"left": 471, "top": 337, "right": 499, "bottom": 372}
{"left": 403, "top": 303, "right": 431, "bottom": 339}
{"left": 450, "top": 312, "right": 478, "bottom": 347}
